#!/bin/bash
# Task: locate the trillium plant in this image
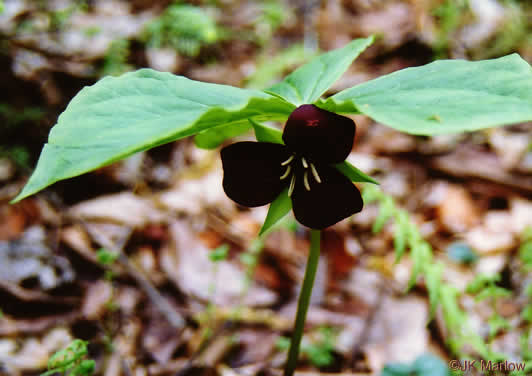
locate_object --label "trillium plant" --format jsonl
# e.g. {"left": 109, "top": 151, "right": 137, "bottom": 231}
{"left": 12, "top": 36, "right": 532, "bottom": 375}
{"left": 222, "top": 104, "right": 363, "bottom": 230}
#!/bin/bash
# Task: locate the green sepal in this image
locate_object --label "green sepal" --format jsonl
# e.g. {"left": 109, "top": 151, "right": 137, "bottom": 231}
{"left": 335, "top": 161, "right": 378, "bottom": 184}
{"left": 259, "top": 188, "right": 292, "bottom": 237}
{"left": 250, "top": 118, "right": 284, "bottom": 144}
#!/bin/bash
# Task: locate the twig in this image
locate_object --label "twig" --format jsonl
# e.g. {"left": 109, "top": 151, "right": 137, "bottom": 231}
{"left": 83, "top": 223, "right": 185, "bottom": 329}
{"left": 120, "top": 358, "right": 134, "bottom": 376}
{"left": 349, "top": 278, "right": 387, "bottom": 370}
{"left": 47, "top": 192, "right": 186, "bottom": 329}
{"left": 301, "top": 0, "right": 320, "bottom": 52}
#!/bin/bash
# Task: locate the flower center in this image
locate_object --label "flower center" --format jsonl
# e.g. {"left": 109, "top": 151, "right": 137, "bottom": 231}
{"left": 280, "top": 154, "right": 322, "bottom": 197}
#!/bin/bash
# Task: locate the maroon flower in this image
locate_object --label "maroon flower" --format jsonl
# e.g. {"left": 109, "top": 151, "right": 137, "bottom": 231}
{"left": 221, "top": 104, "right": 363, "bottom": 229}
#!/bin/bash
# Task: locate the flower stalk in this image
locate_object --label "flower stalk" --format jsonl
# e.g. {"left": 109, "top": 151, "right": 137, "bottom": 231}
{"left": 284, "top": 229, "right": 321, "bottom": 376}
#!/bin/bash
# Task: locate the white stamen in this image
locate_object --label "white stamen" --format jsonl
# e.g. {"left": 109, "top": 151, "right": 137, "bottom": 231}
{"left": 301, "top": 157, "right": 308, "bottom": 168}
{"left": 281, "top": 155, "right": 294, "bottom": 166}
{"left": 303, "top": 171, "right": 311, "bottom": 191}
{"left": 280, "top": 165, "right": 291, "bottom": 180}
{"left": 288, "top": 175, "right": 296, "bottom": 197}
{"left": 310, "top": 163, "right": 321, "bottom": 183}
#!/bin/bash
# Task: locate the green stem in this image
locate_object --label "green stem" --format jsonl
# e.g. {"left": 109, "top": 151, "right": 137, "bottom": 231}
{"left": 284, "top": 229, "right": 321, "bottom": 376}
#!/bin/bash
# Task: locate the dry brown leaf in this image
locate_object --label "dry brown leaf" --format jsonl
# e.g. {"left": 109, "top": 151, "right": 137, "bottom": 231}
{"left": 162, "top": 221, "right": 276, "bottom": 307}
{"left": 0, "top": 327, "right": 72, "bottom": 373}
{"left": 69, "top": 192, "right": 166, "bottom": 227}
{"left": 430, "top": 182, "right": 480, "bottom": 232}
{"left": 363, "top": 296, "right": 429, "bottom": 372}
{"left": 81, "top": 280, "right": 113, "bottom": 319}
{"left": 430, "top": 145, "right": 532, "bottom": 192}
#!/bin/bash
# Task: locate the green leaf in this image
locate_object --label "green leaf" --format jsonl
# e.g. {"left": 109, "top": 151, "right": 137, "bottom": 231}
{"left": 334, "top": 161, "right": 378, "bottom": 184}
{"left": 250, "top": 118, "right": 284, "bottom": 144}
{"left": 13, "top": 69, "right": 294, "bottom": 202}
{"left": 522, "top": 305, "right": 532, "bottom": 323}
{"left": 439, "top": 285, "right": 465, "bottom": 335}
{"left": 372, "top": 195, "right": 394, "bottom": 233}
{"left": 425, "top": 263, "right": 443, "bottom": 318}
{"left": 259, "top": 188, "right": 292, "bottom": 237}
{"left": 393, "top": 210, "right": 409, "bottom": 263}
{"left": 209, "top": 244, "right": 229, "bottom": 262}
{"left": 321, "top": 54, "right": 532, "bottom": 135}
{"left": 381, "top": 363, "right": 413, "bottom": 376}
{"left": 408, "top": 242, "right": 432, "bottom": 290}
{"left": 276, "top": 336, "right": 291, "bottom": 351}
{"left": 267, "top": 36, "right": 374, "bottom": 105}
{"left": 96, "top": 248, "right": 119, "bottom": 265}
{"left": 194, "top": 122, "right": 251, "bottom": 149}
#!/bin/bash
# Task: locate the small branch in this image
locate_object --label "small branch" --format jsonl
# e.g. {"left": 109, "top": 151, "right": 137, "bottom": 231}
{"left": 349, "top": 279, "right": 386, "bottom": 370}
{"left": 85, "top": 224, "right": 185, "bottom": 329}
{"left": 284, "top": 230, "right": 321, "bottom": 376}
{"left": 121, "top": 358, "right": 134, "bottom": 376}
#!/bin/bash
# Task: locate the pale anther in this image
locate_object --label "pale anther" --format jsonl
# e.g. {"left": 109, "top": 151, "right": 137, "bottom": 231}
{"left": 288, "top": 175, "right": 296, "bottom": 197}
{"left": 281, "top": 155, "right": 295, "bottom": 166}
{"left": 301, "top": 157, "right": 308, "bottom": 168}
{"left": 310, "top": 163, "right": 321, "bottom": 183}
{"left": 303, "top": 171, "right": 311, "bottom": 191}
{"left": 280, "top": 165, "right": 291, "bottom": 180}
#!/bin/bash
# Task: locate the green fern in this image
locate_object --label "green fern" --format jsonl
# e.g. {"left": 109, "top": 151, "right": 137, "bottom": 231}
{"left": 100, "top": 39, "right": 133, "bottom": 77}
{"left": 41, "top": 339, "right": 94, "bottom": 376}
{"left": 361, "top": 184, "right": 517, "bottom": 364}
{"left": 142, "top": 3, "right": 219, "bottom": 57}
{"left": 245, "top": 45, "right": 315, "bottom": 89}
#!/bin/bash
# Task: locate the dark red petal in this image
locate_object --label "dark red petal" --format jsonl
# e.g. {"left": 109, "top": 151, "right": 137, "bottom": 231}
{"left": 291, "top": 165, "right": 363, "bottom": 229}
{"left": 282, "top": 104, "right": 355, "bottom": 164}
{"left": 221, "top": 142, "right": 290, "bottom": 207}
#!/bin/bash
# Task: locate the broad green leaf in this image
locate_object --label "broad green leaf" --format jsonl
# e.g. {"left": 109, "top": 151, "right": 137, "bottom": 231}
{"left": 250, "top": 118, "right": 284, "bottom": 144}
{"left": 267, "top": 36, "right": 374, "bottom": 105}
{"left": 320, "top": 54, "right": 532, "bottom": 134}
{"left": 334, "top": 161, "right": 378, "bottom": 184}
{"left": 259, "top": 188, "right": 292, "bottom": 237}
{"left": 194, "top": 122, "right": 251, "bottom": 149}
{"left": 13, "top": 69, "right": 294, "bottom": 202}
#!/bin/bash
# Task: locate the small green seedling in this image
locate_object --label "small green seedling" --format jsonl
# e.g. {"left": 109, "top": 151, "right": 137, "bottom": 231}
{"left": 277, "top": 327, "right": 337, "bottom": 368}
{"left": 96, "top": 248, "right": 119, "bottom": 266}
{"left": 41, "top": 339, "right": 95, "bottom": 376}
{"left": 209, "top": 244, "right": 230, "bottom": 262}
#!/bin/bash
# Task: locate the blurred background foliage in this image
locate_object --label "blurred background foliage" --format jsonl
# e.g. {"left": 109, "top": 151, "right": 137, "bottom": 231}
{"left": 0, "top": 0, "right": 530, "bottom": 169}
